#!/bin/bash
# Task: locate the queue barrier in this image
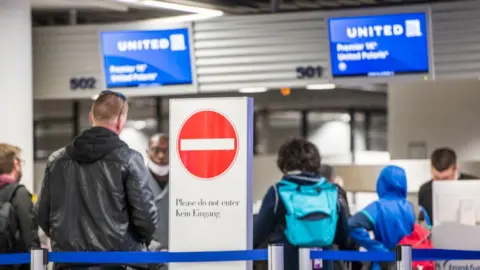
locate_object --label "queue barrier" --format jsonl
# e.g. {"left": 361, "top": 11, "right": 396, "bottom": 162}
{"left": 3, "top": 246, "right": 480, "bottom": 270}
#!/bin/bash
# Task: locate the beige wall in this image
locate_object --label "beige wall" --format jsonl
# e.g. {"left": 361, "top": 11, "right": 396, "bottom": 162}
{"left": 33, "top": 157, "right": 480, "bottom": 215}
{"left": 32, "top": 157, "right": 453, "bottom": 200}
{"left": 389, "top": 79, "right": 480, "bottom": 161}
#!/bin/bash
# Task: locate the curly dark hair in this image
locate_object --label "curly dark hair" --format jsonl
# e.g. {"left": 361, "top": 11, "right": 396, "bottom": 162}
{"left": 276, "top": 138, "right": 321, "bottom": 174}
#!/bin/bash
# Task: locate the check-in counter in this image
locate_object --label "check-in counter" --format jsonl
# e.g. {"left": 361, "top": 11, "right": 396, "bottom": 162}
{"left": 252, "top": 157, "right": 480, "bottom": 214}
{"left": 334, "top": 160, "right": 480, "bottom": 213}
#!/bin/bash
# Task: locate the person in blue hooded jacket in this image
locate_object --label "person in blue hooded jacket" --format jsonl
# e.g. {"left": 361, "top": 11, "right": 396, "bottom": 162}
{"left": 348, "top": 165, "right": 415, "bottom": 268}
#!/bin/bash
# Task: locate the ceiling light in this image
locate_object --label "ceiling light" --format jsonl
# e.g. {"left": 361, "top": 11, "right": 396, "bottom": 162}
{"left": 168, "top": 13, "right": 223, "bottom": 22}
{"left": 238, "top": 87, "right": 268, "bottom": 93}
{"left": 119, "top": 0, "right": 223, "bottom": 16}
{"left": 143, "top": 0, "right": 223, "bottom": 15}
{"left": 306, "top": 84, "right": 336, "bottom": 90}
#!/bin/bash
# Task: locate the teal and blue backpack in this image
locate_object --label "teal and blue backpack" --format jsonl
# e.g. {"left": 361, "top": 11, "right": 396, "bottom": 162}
{"left": 276, "top": 177, "right": 338, "bottom": 247}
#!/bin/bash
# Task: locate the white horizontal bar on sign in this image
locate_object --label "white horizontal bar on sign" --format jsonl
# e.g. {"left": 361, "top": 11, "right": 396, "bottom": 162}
{"left": 180, "top": 139, "right": 235, "bottom": 151}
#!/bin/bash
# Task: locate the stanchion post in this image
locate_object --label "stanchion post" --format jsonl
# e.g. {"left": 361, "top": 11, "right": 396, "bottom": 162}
{"left": 31, "top": 248, "right": 48, "bottom": 270}
{"left": 268, "top": 244, "right": 284, "bottom": 270}
{"left": 395, "top": 245, "right": 412, "bottom": 270}
{"left": 298, "top": 248, "right": 311, "bottom": 270}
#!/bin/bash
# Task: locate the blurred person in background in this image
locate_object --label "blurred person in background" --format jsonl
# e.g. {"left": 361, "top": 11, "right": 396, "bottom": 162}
{"left": 418, "top": 147, "right": 477, "bottom": 223}
{"left": 320, "top": 164, "right": 362, "bottom": 270}
{"left": 35, "top": 90, "right": 157, "bottom": 270}
{"left": 320, "top": 165, "right": 350, "bottom": 212}
{"left": 254, "top": 138, "right": 350, "bottom": 270}
{"left": 348, "top": 165, "right": 415, "bottom": 270}
{"left": 0, "top": 144, "right": 39, "bottom": 265}
{"left": 146, "top": 134, "right": 170, "bottom": 255}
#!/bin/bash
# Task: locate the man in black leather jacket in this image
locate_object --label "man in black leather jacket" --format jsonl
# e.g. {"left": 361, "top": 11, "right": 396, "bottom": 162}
{"left": 35, "top": 90, "right": 158, "bottom": 270}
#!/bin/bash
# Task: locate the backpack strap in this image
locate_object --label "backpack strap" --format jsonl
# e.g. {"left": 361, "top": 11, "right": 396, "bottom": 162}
{"left": 0, "top": 183, "right": 23, "bottom": 203}
{"left": 273, "top": 180, "right": 299, "bottom": 214}
{"left": 273, "top": 184, "right": 279, "bottom": 214}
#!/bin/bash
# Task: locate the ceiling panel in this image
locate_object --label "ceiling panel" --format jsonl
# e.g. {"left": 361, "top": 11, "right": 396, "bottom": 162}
{"left": 32, "top": 0, "right": 129, "bottom": 11}
{"left": 32, "top": 0, "right": 184, "bottom": 25}
{"left": 32, "top": 0, "right": 463, "bottom": 25}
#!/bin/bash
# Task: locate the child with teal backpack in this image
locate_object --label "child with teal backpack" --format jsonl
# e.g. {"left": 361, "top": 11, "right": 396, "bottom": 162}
{"left": 254, "top": 138, "right": 351, "bottom": 270}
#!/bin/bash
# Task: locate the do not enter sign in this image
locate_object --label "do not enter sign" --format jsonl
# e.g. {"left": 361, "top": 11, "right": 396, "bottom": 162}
{"left": 177, "top": 110, "right": 239, "bottom": 179}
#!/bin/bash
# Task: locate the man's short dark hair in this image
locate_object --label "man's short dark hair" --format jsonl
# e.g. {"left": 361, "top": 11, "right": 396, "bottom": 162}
{"left": 431, "top": 147, "right": 457, "bottom": 171}
{"left": 276, "top": 138, "right": 321, "bottom": 174}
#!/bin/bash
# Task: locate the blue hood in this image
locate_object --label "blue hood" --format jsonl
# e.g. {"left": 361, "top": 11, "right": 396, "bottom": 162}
{"left": 376, "top": 165, "right": 408, "bottom": 199}
{"left": 349, "top": 165, "right": 415, "bottom": 252}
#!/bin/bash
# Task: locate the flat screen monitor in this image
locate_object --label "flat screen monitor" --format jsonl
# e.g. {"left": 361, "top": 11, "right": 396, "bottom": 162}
{"left": 100, "top": 28, "right": 194, "bottom": 89}
{"left": 327, "top": 12, "right": 430, "bottom": 78}
{"left": 433, "top": 180, "right": 480, "bottom": 227}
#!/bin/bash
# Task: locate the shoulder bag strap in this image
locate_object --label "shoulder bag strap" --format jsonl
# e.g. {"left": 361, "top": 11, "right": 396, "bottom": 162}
{"left": 0, "top": 183, "right": 21, "bottom": 203}
{"left": 7, "top": 184, "right": 23, "bottom": 202}
{"left": 0, "top": 183, "right": 23, "bottom": 203}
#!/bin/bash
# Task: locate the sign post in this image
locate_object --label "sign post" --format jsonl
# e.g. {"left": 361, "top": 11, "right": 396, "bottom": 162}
{"left": 169, "top": 97, "right": 254, "bottom": 270}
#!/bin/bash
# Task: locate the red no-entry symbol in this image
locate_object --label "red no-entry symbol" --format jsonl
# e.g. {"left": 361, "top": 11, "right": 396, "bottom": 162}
{"left": 177, "top": 110, "right": 239, "bottom": 179}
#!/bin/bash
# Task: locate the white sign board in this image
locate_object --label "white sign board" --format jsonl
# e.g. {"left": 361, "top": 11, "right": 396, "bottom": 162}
{"left": 169, "top": 97, "right": 254, "bottom": 270}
